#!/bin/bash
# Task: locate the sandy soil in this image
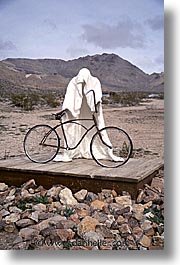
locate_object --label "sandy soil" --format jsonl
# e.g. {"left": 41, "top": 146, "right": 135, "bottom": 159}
{"left": 0, "top": 99, "right": 164, "bottom": 160}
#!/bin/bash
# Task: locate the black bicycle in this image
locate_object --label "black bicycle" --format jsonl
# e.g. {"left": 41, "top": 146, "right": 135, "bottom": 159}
{"left": 24, "top": 90, "right": 133, "bottom": 168}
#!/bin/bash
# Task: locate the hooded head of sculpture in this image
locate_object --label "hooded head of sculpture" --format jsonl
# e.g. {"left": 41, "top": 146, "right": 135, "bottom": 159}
{"left": 77, "top": 68, "right": 91, "bottom": 84}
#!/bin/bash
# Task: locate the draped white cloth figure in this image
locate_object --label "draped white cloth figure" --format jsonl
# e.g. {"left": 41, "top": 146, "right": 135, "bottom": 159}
{"left": 53, "top": 68, "right": 122, "bottom": 162}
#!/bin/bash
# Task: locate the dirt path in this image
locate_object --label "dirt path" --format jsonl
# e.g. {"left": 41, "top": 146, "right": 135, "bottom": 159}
{"left": 0, "top": 99, "right": 164, "bottom": 160}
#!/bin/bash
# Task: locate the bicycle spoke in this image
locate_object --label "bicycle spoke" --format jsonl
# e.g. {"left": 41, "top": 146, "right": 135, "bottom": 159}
{"left": 90, "top": 126, "right": 133, "bottom": 168}
{"left": 24, "top": 125, "right": 60, "bottom": 163}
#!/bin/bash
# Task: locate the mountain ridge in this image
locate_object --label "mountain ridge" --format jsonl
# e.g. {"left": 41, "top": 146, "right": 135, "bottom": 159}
{"left": 0, "top": 53, "right": 164, "bottom": 93}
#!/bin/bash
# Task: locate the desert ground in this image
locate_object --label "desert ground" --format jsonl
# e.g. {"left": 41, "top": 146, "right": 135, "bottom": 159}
{"left": 0, "top": 99, "right": 164, "bottom": 161}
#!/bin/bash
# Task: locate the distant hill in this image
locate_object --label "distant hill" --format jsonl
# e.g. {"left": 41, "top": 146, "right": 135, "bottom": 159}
{"left": 0, "top": 53, "right": 164, "bottom": 95}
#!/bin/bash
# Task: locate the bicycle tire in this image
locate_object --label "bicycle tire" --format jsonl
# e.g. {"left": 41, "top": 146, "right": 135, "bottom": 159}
{"left": 24, "top": 124, "right": 60, "bottom": 163}
{"left": 90, "top": 126, "right": 133, "bottom": 168}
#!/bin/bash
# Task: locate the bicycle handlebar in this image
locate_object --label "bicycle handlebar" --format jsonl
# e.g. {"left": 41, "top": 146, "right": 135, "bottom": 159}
{"left": 85, "top": 89, "right": 98, "bottom": 113}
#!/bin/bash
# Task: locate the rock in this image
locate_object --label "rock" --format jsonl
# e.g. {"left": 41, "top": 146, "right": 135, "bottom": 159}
{"left": 143, "top": 188, "right": 161, "bottom": 204}
{"left": 40, "top": 189, "right": 47, "bottom": 197}
{"left": 128, "top": 217, "right": 139, "bottom": 228}
{"left": 104, "top": 215, "right": 115, "bottom": 228}
{"left": 5, "top": 195, "right": 15, "bottom": 203}
{"left": 86, "top": 192, "right": 98, "bottom": 202}
{"left": 68, "top": 213, "right": 81, "bottom": 225}
{"left": 16, "top": 218, "right": 35, "bottom": 228}
{"left": 0, "top": 183, "right": 8, "bottom": 192}
{"left": 115, "top": 195, "right": 132, "bottom": 207}
{"left": 132, "top": 204, "right": 144, "bottom": 221}
{"left": 47, "top": 186, "right": 62, "bottom": 200}
{"left": 116, "top": 215, "right": 126, "bottom": 224}
{"left": 38, "top": 212, "right": 54, "bottom": 221}
{"left": 152, "top": 235, "right": 164, "bottom": 248}
{"left": 51, "top": 201, "right": 62, "bottom": 211}
{"left": 21, "top": 189, "right": 34, "bottom": 200}
{"left": 77, "top": 216, "right": 99, "bottom": 237}
{"left": 92, "top": 212, "right": 108, "bottom": 223}
{"left": 19, "top": 227, "right": 39, "bottom": 241}
{"left": 74, "top": 189, "right": 88, "bottom": 202}
{"left": 142, "top": 201, "right": 153, "bottom": 209}
{"left": 8, "top": 188, "right": 16, "bottom": 196}
{"left": 0, "top": 209, "right": 10, "bottom": 217}
{"left": 98, "top": 189, "right": 114, "bottom": 203}
{"left": 90, "top": 200, "right": 108, "bottom": 211}
{"left": 126, "top": 235, "right": 137, "bottom": 250}
{"left": 141, "top": 220, "right": 153, "bottom": 232}
{"left": 21, "top": 179, "right": 37, "bottom": 190}
{"left": 139, "top": 234, "right": 151, "bottom": 248}
{"left": 75, "top": 203, "right": 91, "bottom": 219}
{"left": 151, "top": 177, "right": 164, "bottom": 193}
{"left": 83, "top": 231, "right": 104, "bottom": 242}
{"left": 8, "top": 206, "right": 22, "bottom": 214}
{"left": 132, "top": 226, "right": 143, "bottom": 241}
{"left": 95, "top": 224, "right": 115, "bottom": 238}
{"left": 34, "top": 215, "right": 66, "bottom": 231}
{"left": 0, "top": 220, "right": 5, "bottom": 230}
{"left": 52, "top": 228, "right": 75, "bottom": 241}
{"left": 119, "top": 223, "right": 131, "bottom": 237}
{"left": 5, "top": 213, "right": 21, "bottom": 224}
{"left": 136, "top": 189, "right": 145, "bottom": 203}
{"left": 55, "top": 219, "right": 77, "bottom": 229}
{"left": 32, "top": 203, "right": 46, "bottom": 212}
{"left": 59, "top": 188, "right": 78, "bottom": 206}
{"left": 30, "top": 211, "right": 39, "bottom": 222}
{"left": 109, "top": 203, "right": 131, "bottom": 215}
{"left": 4, "top": 223, "right": 17, "bottom": 233}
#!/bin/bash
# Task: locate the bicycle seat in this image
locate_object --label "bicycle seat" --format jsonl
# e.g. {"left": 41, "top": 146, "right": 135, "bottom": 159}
{"left": 53, "top": 109, "right": 67, "bottom": 120}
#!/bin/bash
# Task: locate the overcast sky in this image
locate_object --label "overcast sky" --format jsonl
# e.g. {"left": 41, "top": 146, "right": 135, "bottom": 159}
{"left": 0, "top": 0, "right": 164, "bottom": 74}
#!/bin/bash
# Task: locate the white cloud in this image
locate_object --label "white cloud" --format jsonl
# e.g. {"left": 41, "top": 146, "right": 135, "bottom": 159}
{"left": 81, "top": 17, "right": 146, "bottom": 49}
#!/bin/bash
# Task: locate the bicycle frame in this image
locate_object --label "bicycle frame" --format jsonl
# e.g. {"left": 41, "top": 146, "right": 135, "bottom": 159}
{"left": 41, "top": 89, "right": 112, "bottom": 151}
{"left": 41, "top": 112, "right": 112, "bottom": 151}
{"left": 54, "top": 117, "right": 96, "bottom": 151}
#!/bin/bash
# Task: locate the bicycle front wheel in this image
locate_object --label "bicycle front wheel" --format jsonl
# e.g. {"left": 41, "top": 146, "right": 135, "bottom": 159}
{"left": 24, "top": 124, "right": 60, "bottom": 163}
{"left": 90, "top": 126, "right": 133, "bottom": 168}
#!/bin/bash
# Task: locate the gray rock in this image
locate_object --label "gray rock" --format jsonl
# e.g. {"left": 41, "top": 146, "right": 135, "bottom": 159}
{"left": 75, "top": 203, "right": 91, "bottom": 219}
{"left": 132, "top": 204, "right": 144, "bottom": 221}
{"left": 83, "top": 231, "right": 104, "bottom": 242}
{"left": 115, "top": 195, "right": 132, "bottom": 208}
{"left": 8, "top": 206, "right": 22, "bottom": 214}
{"left": 119, "top": 223, "right": 131, "bottom": 237}
{"left": 19, "top": 227, "right": 39, "bottom": 241}
{"left": 29, "top": 211, "right": 39, "bottom": 223}
{"left": 74, "top": 189, "right": 88, "bottom": 202}
{"left": 92, "top": 212, "right": 108, "bottom": 223}
{"left": 86, "top": 192, "right": 98, "bottom": 202}
{"left": 16, "top": 218, "right": 35, "bottom": 228}
{"left": 21, "top": 179, "right": 37, "bottom": 190}
{"left": 151, "top": 177, "right": 164, "bottom": 193}
{"left": 95, "top": 224, "right": 115, "bottom": 238}
{"left": 132, "top": 226, "right": 143, "bottom": 241}
{"left": 33, "top": 215, "right": 66, "bottom": 231}
{"left": 0, "top": 209, "right": 10, "bottom": 217}
{"left": 47, "top": 186, "right": 62, "bottom": 200}
{"left": 0, "top": 183, "right": 8, "bottom": 192}
{"left": 5, "top": 213, "right": 21, "bottom": 224}
{"left": 32, "top": 203, "right": 46, "bottom": 212}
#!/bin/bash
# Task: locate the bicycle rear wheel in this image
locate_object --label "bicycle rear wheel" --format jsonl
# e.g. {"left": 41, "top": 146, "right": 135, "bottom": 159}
{"left": 24, "top": 124, "right": 60, "bottom": 163}
{"left": 90, "top": 126, "right": 133, "bottom": 168}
